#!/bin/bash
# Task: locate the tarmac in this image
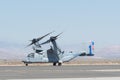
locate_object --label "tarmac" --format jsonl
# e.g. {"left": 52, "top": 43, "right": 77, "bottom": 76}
{"left": 0, "top": 65, "right": 120, "bottom": 79}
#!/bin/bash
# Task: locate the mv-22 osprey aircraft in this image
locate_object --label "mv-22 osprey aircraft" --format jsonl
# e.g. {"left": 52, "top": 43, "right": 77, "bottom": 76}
{"left": 23, "top": 32, "right": 94, "bottom": 66}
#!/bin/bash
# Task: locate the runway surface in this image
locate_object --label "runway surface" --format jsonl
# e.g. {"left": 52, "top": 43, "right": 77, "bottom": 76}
{"left": 0, "top": 65, "right": 120, "bottom": 79}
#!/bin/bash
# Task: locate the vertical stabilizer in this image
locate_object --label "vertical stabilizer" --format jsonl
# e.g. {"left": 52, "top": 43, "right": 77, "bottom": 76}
{"left": 87, "top": 41, "right": 94, "bottom": 56}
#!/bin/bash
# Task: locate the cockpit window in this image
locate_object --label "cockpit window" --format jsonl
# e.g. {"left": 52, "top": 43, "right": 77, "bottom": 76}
{"left": 27, "top": 53, "right": 34, "bottom": 58}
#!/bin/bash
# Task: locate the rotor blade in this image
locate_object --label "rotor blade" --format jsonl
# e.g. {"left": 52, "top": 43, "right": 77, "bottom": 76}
{"left": 26, "top": 31, "right": 54, "bottom": 47}
{"left": 36, "top": 31, "right": 54, "bottom": 41}
{"left": 55, "top": 32, "right": 63, "bottom": 38}
{"left": 27, "top": 42, "right": 34, "bottom": 47}
{"left": 40, "top": 39, "right": 51, "bottom": 45}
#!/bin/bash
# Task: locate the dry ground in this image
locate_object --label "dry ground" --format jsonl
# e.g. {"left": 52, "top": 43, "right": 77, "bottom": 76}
{"left": 0, "top": 58, "right": 120, "bottom": 66}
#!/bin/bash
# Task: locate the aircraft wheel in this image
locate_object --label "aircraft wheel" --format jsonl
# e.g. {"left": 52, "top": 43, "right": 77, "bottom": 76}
{"left": 25, "top": 63, "right": 28, "bottom": 66}
{"left": 58, "top": 63, "right": 62, "bottom": 66}
{"left": 53, "top": 63, "right": 57, "bottom": 66}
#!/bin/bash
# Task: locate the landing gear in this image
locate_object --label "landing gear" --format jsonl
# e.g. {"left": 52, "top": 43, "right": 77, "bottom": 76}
{"left": 53, "top": 63, "right": 57, "bottom": 66}
{"left": 25, "top": 63, "right": 28, "bottom": 66}
{"left": 53, "top": 63, "right": 62, "bottom": 66}
{"left": 58, "top": 63, "right": 62, "bottom": 66}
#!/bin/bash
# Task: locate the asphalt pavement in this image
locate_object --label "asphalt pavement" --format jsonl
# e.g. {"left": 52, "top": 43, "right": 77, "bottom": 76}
{"left": 0, "top": 65, "right": 120, "bottom": 79}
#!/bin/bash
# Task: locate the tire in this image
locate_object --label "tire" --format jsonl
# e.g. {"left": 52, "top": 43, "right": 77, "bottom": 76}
{"left": 53, "top": 63, "right": 57, "bottom": 66}
{"left": 26, "top": 63, "right": 28, "bottom": 66}
{"left": 58, "top": 63, "right": 62, "bottom": 66}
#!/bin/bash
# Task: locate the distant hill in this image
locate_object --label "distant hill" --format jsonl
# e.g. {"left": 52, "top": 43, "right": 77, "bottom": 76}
{"left": 0, "top": 41, "right": 27, "bottom": 60}
{"left": 0, "top": 41, "right": 120, "bottom": 60}
{"left": 96, "top": 45, "right": 120, "bottom": 59}
{"left": 0, "top": 48, "right": 26, "bottom": 60}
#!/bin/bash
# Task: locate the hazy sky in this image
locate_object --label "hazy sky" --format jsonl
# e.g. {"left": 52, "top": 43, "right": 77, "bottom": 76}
{"left": 0, "top": 0, "right": 120, "bottom": 49}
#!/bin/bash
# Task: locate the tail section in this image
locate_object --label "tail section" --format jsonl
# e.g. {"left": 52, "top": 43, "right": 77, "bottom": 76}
{"left": 79, "top": 41, "right": 95, "bottom": 56}
{"left": 87, "top": 41, "right": 94, "bottom": 56}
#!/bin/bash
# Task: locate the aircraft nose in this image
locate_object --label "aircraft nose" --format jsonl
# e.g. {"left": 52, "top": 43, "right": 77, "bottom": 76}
{"left": 22, "top": 58, "right": 29, "bottom": 63}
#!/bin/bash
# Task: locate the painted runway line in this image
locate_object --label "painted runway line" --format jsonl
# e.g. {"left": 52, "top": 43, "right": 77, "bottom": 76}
{"left": 7, "top": 77, "right": 120, "bottom": 80}
{"left": 91, "top": 69, "right": 120, "bottom": 72}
